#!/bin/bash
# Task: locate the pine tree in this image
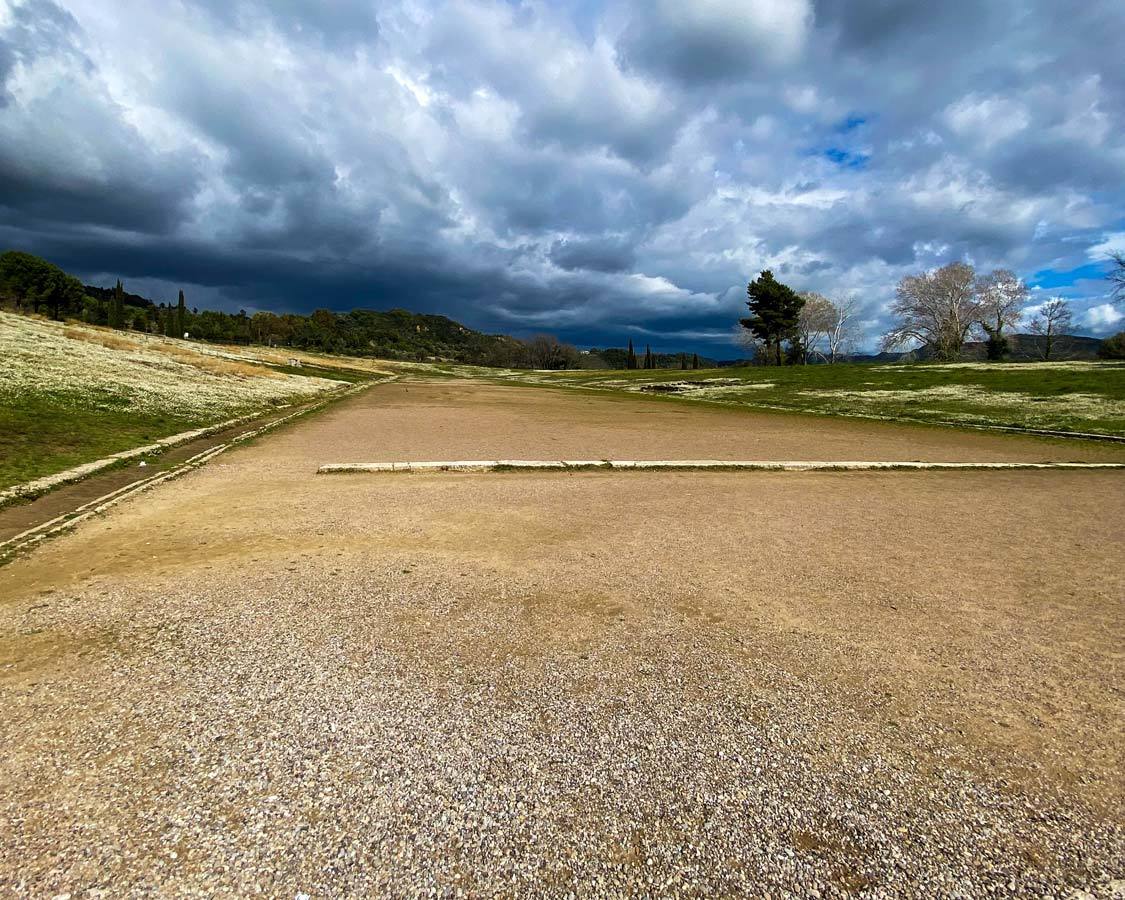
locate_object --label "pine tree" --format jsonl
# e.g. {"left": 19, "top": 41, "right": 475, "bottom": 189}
{"left": 741, "top": 270, "right": 804, "bottom": 366}
{"left": 176, "top": 289, "right": 186, "bottom": 338}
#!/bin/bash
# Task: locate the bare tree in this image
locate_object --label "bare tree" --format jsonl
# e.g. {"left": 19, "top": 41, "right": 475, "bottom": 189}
{"left": 796, "top": 293, "right": 836, "bottom": 363}
{"left": 1027, "top": 299, "right": 1072, "bottom": 361}
{"left": 881, "top": 262, "right": 979, "bottom": 360}
{"left": 525, "top": 333, "right": 581, "bottom": 369}
{"left": 1110, "top": 252, "right": 1125, "bottom": 304}
{"left": 974, "top": 269, "right": 1027, "bottom": 360}
{"left": 824, "top": 295, "right": 860, "bottom": 363}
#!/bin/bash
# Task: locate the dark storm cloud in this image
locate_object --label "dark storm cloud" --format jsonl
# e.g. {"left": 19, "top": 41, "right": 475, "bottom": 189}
{"left": 0, "top": 0, "right": 202, "bottom": 234}
{"left": 1, "top": 0, "right": 1124, "bottom": 351}
{"left": 550, "top": 237, "right": 636, "bottom": 273}
{"left": 812, "top": 0, "right": 985, "bottom": 53}
{"left": 616, "top": 0, "right": 813, "bottom": 85}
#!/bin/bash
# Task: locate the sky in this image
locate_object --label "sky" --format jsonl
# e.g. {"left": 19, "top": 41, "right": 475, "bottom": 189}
{"left": 1, "top": 0, "right": 1123, "bottom": 353}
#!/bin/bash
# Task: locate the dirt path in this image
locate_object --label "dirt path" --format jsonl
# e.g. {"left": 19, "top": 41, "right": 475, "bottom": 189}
{"left": 290, "top": 379, "right": 1125, "bottom": 464}
{"left": 1, "top": 379, "right": 1122, "bottom": 896}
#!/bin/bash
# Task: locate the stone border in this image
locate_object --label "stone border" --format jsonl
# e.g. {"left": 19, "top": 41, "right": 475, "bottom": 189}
{"left": 317, "top": 459, "right": 1125, "bottom": 474}
{"left": 0, "top": 380, "right": 378, "bottom": 509}
{"left": 0, "top": 380, "right": 382, "bottom": 566}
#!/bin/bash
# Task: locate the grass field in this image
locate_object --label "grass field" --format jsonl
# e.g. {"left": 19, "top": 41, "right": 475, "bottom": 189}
{"left": 0, "top": 312, "right": 353, "bottom": 489}
{"left": 495, "top": 361, "right": 1125, "bottom": 436}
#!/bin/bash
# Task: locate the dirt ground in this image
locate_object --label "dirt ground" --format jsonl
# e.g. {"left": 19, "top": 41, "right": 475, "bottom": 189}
{"left": 1, "top": 380, "right": 1122, "bottom": 896}
{"left": 286, "top": 380, "right": 1125, "bottom": 464}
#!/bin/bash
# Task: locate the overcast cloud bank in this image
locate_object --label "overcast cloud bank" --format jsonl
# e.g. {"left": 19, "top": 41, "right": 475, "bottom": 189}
{"left": 1, "top": 0, "right": 1123, "bottom": 351}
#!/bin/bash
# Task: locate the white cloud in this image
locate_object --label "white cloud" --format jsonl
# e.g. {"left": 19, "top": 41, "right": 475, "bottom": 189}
{"left": 1084, "top": 303, "right": 1123, "bottom": 330}
{"left": 944, "top": 94, "right": 1030, "bottom": 147}
{"left": 1087, "top": 232, "right": 1125, "bottom": 258}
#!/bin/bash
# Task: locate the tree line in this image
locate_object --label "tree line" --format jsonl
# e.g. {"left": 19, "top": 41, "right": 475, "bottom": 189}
{"left": 0, "top": 250, "right": 723, "bottom": 370}
{"left": 0, "top": 250, "right": 566, "bottom": 367}
{"left": 740, "top": 255, "right": 1125, "bottom": 363}
{"left": 5, "top": 248, "right": 1123, "bottom": 369}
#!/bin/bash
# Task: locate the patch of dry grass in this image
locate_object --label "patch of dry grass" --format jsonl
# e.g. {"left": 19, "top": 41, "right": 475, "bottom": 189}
{"left": 63, "top": 327, "right": 140, "bottom": 352}
{"left": 152, "top": 344, "right": 283, "bottom": 379}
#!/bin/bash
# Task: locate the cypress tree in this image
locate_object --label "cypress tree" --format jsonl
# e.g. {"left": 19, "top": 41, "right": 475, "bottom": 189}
{"left": 627, "top": 339, "right": 637, "bottom": 370}
{"left": 176, "top": 290, "right": 186, "bottom": 338}
{"left": 644, "top": 345, "right": 653, "bottom": 369}
{"left": 679, "top": 353, "right": 687, "bottom": 370}
{"left": 692, "top": 353, "right": 700, "bottom": 370}
{"left": 110, "top": 279, "right": 125, "bottom": 330}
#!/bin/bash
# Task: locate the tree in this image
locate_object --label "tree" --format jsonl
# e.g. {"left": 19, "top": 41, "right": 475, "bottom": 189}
{"left": 823, "top": 296, "right": 859, "bottom": 363}
{"left": 679, "top": 353, "right": 687, "bottom": 370}
{"left": 176, "top": 289, "right": 186, "bottom": 337}
{"left": 525, "top": 333, "right": 581, "bottom": 369}
{"left": 252, "top": 311, "right": 280, "bottom": 345}
{"left": 110, "top": 280, "right": 126, "bottom": 330}
{"left": 0, "top": 250, "right": 84, "bottom": 319}
{"left": 1027, "top": 299, "right": 1072, "bottom": 361}
{"left": 1109, "top": 252, "right": 1125, "bottom": 304}
{"left": 1098, "top": 331, "right": 1125, "bottom": 360}
{"left": 46, "top": 272, "right": 83, "bottom": 321}
{"left": 796, "top": 292, "right": 837, "bottom": 363}
{"left": 741, "top": 270, "right": 804, "bottom": 366}
{"left": 626, "top": 338, "right": 637, "bottom": 370}
{"left": 691, "top": 353, "right": 699, "bottom": 370}
{"left": 881, "top": 262, "right": 978, "bottom": 360}
{"left": 975, "top": 269, "right": 1027, "bottom": 360}
{"left": 643, "top": 344, "right": 654, "bottom": 369}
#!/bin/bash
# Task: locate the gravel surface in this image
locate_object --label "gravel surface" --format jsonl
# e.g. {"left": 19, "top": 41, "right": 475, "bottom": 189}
{"left": 1, "top": 380, "right": 1122, "bottom": 897}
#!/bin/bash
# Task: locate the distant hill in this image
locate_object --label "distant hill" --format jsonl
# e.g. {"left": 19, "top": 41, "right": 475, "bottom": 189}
{"left": 78, "top": 289, "right": 531, "bottom": 365}
{"left": 846, "top": 334, "right": 1105, "bottom": 363}
{"left": 961, "top": 333, "right": 1103, "bottom": 361}
{"left": 304, "top": 307, "right": 529, "bottom": 365}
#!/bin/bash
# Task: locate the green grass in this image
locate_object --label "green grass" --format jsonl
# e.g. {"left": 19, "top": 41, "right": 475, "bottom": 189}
{"left": 1, "top": 363, "right": 379, "bottom": 493}
{"left": 0, "top": 393, "right": 205, "bottom": 489}
{"left": 493, "top": 361, "right": 1125, "bottom": 436}
{"left": 261, "top": 361, "right": 370, "bottom": 383}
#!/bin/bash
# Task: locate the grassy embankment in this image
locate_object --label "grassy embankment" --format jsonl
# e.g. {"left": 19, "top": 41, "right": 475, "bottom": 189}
{"left": 0, "top": 312, "right": 376, "bottom": 491}
{"left": 493, "top": 361, "right": 1125, "bottom": 436}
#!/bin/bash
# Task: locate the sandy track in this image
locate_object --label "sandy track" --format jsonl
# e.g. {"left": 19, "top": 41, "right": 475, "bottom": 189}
{"left": 1, "top": 380, "right": 1122, "bottom": 896}
{"left": 277, "top": 380, "right": 1125, "bottom": 466}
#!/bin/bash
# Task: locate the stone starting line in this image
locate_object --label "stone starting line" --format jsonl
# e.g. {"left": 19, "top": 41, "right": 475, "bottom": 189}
{"left": 317, "top": 459, "right": 1125, "bottom": 474}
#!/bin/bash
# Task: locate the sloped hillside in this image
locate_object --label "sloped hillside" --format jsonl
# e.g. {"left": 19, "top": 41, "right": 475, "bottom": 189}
{"left": 0, "top": 312, "right": 346, "bottom": 489}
